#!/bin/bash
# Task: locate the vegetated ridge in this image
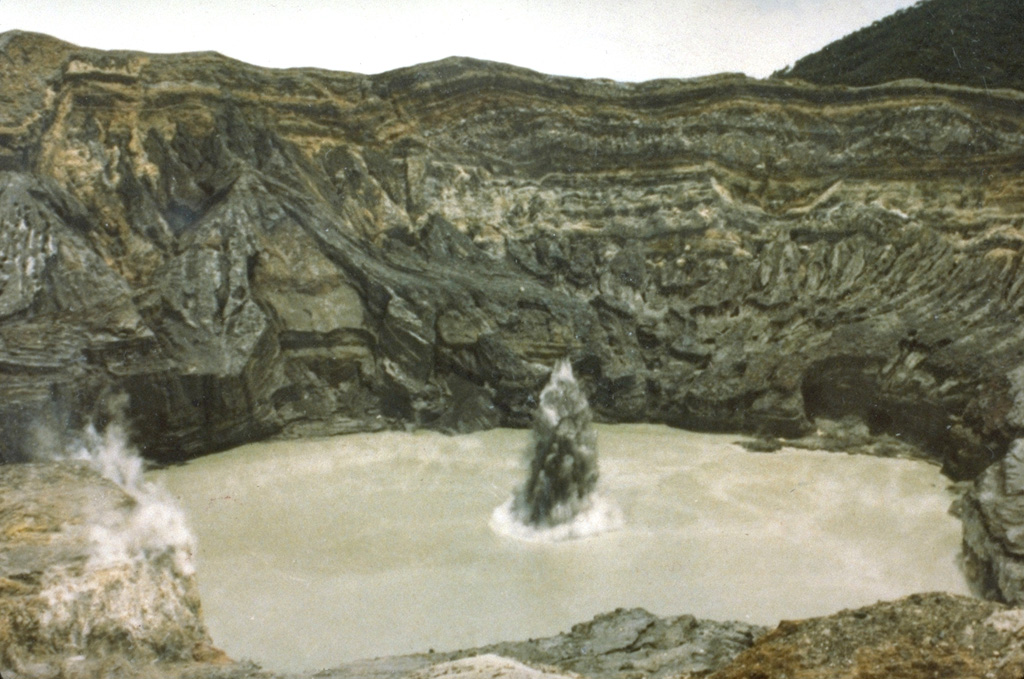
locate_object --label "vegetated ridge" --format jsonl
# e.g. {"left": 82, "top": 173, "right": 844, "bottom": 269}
{"left": 774, "top": 0, "right": 1024, "bottom": 91}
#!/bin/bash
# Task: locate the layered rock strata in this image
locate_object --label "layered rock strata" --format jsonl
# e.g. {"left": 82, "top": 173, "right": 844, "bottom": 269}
{"left": 2, "top": 31, "right": 1024, "bottom": 476}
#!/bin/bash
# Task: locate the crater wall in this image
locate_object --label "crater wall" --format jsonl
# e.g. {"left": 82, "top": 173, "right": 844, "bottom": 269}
{"left": 0, "top": 32, "right": 1023, "bottom": 479}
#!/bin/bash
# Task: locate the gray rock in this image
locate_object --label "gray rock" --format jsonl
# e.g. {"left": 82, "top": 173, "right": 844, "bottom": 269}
{"left": 319, "top": 608, "right": 766, "bottom": 679}
{"left": 2, "top": 32, "right": 1024, "bottom": 478}
{"left": 963, "top": 440, "right": 1024, "bottom": 604}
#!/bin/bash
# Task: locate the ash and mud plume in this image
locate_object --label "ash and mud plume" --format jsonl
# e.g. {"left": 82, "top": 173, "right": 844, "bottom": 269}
{"left": 513, "top": 360, "right": 599, "bottom": 527}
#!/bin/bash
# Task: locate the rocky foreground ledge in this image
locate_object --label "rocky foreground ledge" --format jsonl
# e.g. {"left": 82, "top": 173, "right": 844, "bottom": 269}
{"left": 316, "top": 594, "right": 1024, "bottom": 679}
{"left": 0, "top": 462, "right": 225, "bottom": 677}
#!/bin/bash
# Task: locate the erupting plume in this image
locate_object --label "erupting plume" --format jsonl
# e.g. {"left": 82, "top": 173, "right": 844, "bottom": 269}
{"left": 513, "top": 359, "right": 599, "bottom": 527}
{"left": 491, "top": 359, "right": 620, "bottom": 540}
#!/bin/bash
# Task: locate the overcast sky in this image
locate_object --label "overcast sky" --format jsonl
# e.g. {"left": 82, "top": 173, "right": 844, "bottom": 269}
{"left": 1, "top": 0, "right": 918, "bottom": 81}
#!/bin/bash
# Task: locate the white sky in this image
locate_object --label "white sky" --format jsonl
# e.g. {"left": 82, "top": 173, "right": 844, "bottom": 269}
{"left": 1, "top": 0, "right": 918, "bottom": 81}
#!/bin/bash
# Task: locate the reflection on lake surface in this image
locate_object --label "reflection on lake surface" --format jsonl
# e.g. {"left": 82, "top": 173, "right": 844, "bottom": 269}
{"left": 151, "top": 424, "right": 970, "bottom": 672}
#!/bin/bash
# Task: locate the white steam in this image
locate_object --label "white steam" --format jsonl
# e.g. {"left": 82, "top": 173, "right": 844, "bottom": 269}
{"left": 51, "top": 422, "right": 195, "bottom": 577}
{"left": 24, "top": 422, "right": 206, "bottom": 660}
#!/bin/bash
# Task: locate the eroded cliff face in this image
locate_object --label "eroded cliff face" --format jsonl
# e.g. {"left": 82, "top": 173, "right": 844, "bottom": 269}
{"left": 2, "top": 31, "right": 1024, "bottom": 476}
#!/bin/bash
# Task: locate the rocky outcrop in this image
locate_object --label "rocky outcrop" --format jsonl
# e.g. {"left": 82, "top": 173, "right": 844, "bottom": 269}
{"left": 0, "top": 461, "right": 219, "bottom": 676}
{"left": 320, "top": 607, "right": 766, "bottom": 679}
{"left": 706, "top": 592, "right": 1024, "bottom": 679}
{"left": 460, "top": 607, "right": 763, "bottom": 679}
{"left": 405, "top": 655, "right": 579, "bottom": 679}
{"left": 962, "top": 437, "right": 1024, "bottom": 604}
{"left": 1, "top": 31, "right": 1024, "bottom": 475}
{"left": 265, "top": 595, "right": 1024, "bottom": 679}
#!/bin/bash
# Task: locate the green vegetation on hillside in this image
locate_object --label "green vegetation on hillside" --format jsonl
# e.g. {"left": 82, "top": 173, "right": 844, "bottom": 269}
{"left": 774, "top": 0, "right": 1024, "bottom": 91}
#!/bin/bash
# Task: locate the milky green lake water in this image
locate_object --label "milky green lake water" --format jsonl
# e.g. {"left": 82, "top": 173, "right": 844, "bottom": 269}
{"left": 151, "top": 424, "right": 970, "bottom": 672}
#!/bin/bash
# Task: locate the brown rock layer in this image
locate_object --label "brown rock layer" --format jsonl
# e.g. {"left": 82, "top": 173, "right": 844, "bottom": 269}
{"left": 705, "top": 593, "right": 1024, "bottom": 679}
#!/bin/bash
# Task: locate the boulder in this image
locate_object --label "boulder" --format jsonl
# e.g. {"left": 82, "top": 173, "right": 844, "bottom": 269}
{"left": 0, "top": 462, "right": 215, "bottom": 674}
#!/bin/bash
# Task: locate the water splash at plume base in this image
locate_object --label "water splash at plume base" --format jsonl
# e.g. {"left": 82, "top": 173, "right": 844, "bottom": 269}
{"left": 490, "top": 494, "right": 624, "bottom": 542}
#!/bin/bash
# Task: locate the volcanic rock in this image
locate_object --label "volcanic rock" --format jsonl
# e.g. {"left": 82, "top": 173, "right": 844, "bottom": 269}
{"left": 298, "top": 595, "right": 1024, "bottom": 679}
{"left": 705, "top": 592, "right": 1024, "bottom": 679}
{"left": 0, "top": 31, "right": 1023, "bottom": 478}
{"left": 320, "top": 607, "right": 767, "bottom": 679}
{"left": 0, "top": 461, "right": 216, "bottom": 676}
{"left": 962, "top": 438, "right": 1024, "bottom": 605}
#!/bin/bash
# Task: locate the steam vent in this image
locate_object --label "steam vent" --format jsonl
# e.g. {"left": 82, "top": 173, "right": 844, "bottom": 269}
{"left": 4, "top": 0, "right": 1024, "bottom": 675}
